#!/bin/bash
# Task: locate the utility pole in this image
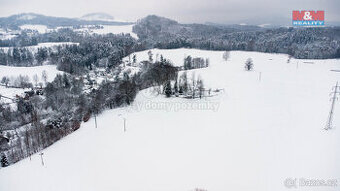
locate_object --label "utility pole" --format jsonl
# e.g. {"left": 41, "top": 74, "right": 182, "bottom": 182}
{"left": 124, "top": 118, "right": 126, "bottom": 132}
{"left": 25, "top": 127, "right": 31, "bottom": 161}
{"left": 258, "top": 72, "right": 262, "bottom": 82}
{"left": 94, "top": 113, "right": 97, "bottom": 128}
{"left": 89, "top": 89, "right": 98, "bottom": 129}
{"left": 325, "top": 82, "right": 339, "bottom": 130}
{"left": 118, "top": 114, "right": 127, "bottom": 132}
{"left": 39, "top": 152, "right": 44, "bottom": 166}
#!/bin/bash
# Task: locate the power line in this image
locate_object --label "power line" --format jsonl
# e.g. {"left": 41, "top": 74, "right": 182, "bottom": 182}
{"left": 0, "top": 94, "right": 16, "bottom": 101}
{"left": 325, "top": 82, "right": 339, "bottom": 130}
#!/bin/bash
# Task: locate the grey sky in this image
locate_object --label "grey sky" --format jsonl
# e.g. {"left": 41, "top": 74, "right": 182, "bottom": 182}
{"left": 0, "top": 0, "right": 339, "bottom": 24}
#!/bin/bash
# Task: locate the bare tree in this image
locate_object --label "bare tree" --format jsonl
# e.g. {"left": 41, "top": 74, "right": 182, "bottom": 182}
{"left": 33, "top": 74, "right": 39, "bottom": 87}
{"left": 1, "top": 77, "right": 10, "bottom": 87}
{"left": 191, "top": 72, "right": 197, "bottom": 98}
{"left": 148, "top": 50, "right": 153, "bottom": 63}
{"left": 197, "top": 76, "right": 204, "bottom": 99}
{"left": 223, "top": 51, "right": 230, "bottom": 62}
{"left": 42, "top": 70, "right": 48, "bottom": 86}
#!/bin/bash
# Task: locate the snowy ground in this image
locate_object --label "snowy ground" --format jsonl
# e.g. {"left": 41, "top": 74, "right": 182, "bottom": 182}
{"left": 0, "top": 49, "right": 339, "bottom": 191}
{"left": 0, "top": 65, "right": 63, "bottom": 103}
{"left": 0, "top": 65, "right": 62, "bottom": 84}
{"left": 75, "top": 24, "right": 138, "bottom": 39}
{"left": 19, "top": 25, "right": 50, "bottom": 33}
{"left": 0, "top": 28, "right": 19, "bottom": 40}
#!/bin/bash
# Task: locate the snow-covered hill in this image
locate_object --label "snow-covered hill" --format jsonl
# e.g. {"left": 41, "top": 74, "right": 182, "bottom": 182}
{"left": 0, "top": 49, "right": 339, "bottom": 191}
{"left": 80, "top": 13, "right": 115, "bottom": 21}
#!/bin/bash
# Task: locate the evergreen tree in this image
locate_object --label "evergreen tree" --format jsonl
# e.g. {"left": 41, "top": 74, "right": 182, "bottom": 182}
{"left": 12, "top": 48, "right": 21, "bottom": 63}
{"left": 160, "top": 54, "right": 164, "bottom": 63}
{"left": 132, "top": 54, "right": 137, "bottom": 64}
{"left": 148, "top": 50, "right": 153, "bottom": 63}
{"left": 174, "top": 79, "right": 179, "bottom": 96}
{"left": 180, "top": 72, "right": 188, "bottom": 95}
{"left": 184, "top": 56, "right": 192, "bottom": 70}
{"left": 244, "top": 58, "right": 254, "bottom": 71}
{"left": 35, "top": 48, "right": 48, "bottom": 65}
{"left": 1, "top": 155, "right": 9, "bottom": 167}
{"left": 164, "top": 81, "right": 172, "bottom": 97}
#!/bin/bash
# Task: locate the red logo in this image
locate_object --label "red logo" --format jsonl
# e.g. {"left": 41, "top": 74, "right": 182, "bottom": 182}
{"left": 292, "top": 10, "right": 324, "bottom": 26}
{"left": 292, "top": 11, "right": 324, "bottom": 21}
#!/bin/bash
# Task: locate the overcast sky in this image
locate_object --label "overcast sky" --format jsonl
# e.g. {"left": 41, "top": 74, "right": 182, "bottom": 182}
{"left": 0, "top": 0, "right": 339, "bottom": 24}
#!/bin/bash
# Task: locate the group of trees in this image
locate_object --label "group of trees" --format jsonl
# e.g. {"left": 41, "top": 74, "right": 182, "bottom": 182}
{"left": 1, "top": 71, "right": 47, "bottom": 88}
{"left": 138, "top": 57, "right": 178, "bottom": 89}
{"left": 160, "top": 71, "right": 205, "bottom": 99}
{"left": 52, "top": 34, "right": 138, "bottom": 74}
{"left": 0, "top": 29, "right": 82, "bottom": 47}
{"left": 1, "top": 155, "right": 8, "bottom": 167}
{"left": 1, "top": 75, "right": 33, "bottom": 89}
{"left": 176, "top": 72, "right": 205, "bottom": 99}
{"left": 0, "top": 46, "right": 55, "bottom": 67}
{"left": 0, "top": 29, "right": 141, "bottom": 72}
{"left": 183, "top": 56, "right": 209, "bottom": 70}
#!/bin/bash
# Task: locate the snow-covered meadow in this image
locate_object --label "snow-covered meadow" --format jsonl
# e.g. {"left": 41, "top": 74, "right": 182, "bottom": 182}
{"left": 0, "top": 28, "right": 19, "bottom": 40}
{"left": 0, "top": 65, "right": 63, "bottom": 102}
{"left": 19, "top": 25, "right": 50, "bottom": 33}
{"left": 0, "top": 65, "right": 62, "bottom": 83}
{"left": 75, "top": 24, "right": 138, "bottom": 38}
{"left": 0, "top": 49, "right": 339, "bottom": 191}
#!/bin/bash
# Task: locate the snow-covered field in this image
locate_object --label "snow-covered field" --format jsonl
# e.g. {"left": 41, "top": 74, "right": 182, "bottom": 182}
{"left": 75, "top": 24, "right": 138, "bottom": 39}
{"left": 0, "top": 33, "right": 17, "bottom": 40}
{"left": 0, "top": 28, "right": 19, "bottom": 40}
{"left": 0, "top": 49, "right": 339, "bottom": 191}
{"left": 19, "top": 24, "right": 50, "bottom": 33}
{"left": 0, "top": 65, "right": 63, "bottom": 102}
{"left": 0, "top": 65, "right": 62, "bottom": 83}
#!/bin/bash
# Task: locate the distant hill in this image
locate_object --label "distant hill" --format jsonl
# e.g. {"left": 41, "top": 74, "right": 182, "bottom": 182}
{"left": 133, "top": 15, "right": 340, "bottom": 59}
{"left": 0, "top": 13, "right": 133, "bottom": 29}
{"left": 80, "top": 13, "right": 115, "bottom": 21}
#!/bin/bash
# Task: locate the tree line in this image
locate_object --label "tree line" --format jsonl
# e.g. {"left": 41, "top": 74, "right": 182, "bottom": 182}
{"left": 133, "top": 15, "right": 340, "bottom": 59}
